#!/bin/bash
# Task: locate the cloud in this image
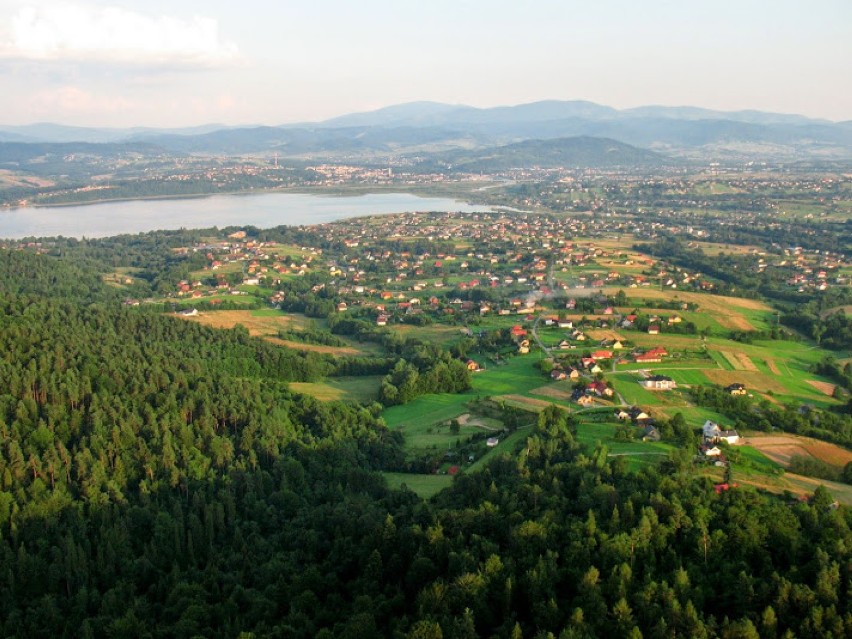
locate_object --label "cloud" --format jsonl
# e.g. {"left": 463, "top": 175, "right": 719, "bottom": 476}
{"left": 0, "top": 3, "right": 240, "bottom": 67}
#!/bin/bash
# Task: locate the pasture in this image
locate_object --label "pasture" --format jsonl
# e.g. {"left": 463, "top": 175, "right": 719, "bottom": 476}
{"left": 382, "top": 472, "right": 453, "bottom": 498}
{"left": 290, "top": 376, "right": 383, "bottom": 402}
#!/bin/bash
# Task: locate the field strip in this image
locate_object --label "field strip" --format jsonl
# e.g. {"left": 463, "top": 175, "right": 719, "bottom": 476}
{"left": 266, "top": 337, "right": 362, "bottom": 355}
{"left": 497, "top": 394, "right": 553, "bottom": 412}
{"left": 765, "top": 359, "right": 781, "bottom": 375}
{"left": 736, "top": 352, "right": 758, "bottom": 372}
{"left": 720, "top": 351, "right": 744, "bottom": 370}
{"left": 806, "top": 380, "right": 837, "bottom": 396}
{"left": 530, "top": 384, "right": 574, "bottom": 400}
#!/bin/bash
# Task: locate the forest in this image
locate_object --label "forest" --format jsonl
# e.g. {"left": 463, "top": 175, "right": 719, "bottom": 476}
{"left": 0, "top": 240, "right": 850, "bottom": 638}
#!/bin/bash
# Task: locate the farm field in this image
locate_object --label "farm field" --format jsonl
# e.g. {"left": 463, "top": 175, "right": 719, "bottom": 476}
{"left": 606, "top": 288, "right": 772, "bottom": 331}
{"left": 178, "top": 308, "right": 313, "bottom": 334}
{"left": 176, "top": 309, "right": 378, "bottom": 355}
{"left": 743, "top": 433, "right": 852, "bottom": 468}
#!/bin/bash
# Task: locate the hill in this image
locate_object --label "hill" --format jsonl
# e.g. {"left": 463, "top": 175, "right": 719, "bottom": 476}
{"left": 434, "top": 136, "right": 668, "bottom": 171}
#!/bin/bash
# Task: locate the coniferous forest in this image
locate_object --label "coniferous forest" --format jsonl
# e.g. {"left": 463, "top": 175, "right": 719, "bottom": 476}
{"left": 0, "top": 240, "right": 850, "bottom": 639}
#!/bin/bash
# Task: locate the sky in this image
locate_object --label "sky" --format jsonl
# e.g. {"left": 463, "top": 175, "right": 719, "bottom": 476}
{"left": 0, "top": 0, "right": 850, "bottom": 127}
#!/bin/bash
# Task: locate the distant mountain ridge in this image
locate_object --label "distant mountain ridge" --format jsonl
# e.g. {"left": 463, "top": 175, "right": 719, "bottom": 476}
{"left": 434, "top": 136, "right": 667, "bottom": 172}
{"left": 1, "top": 100, "right": 850, "bottom": 161}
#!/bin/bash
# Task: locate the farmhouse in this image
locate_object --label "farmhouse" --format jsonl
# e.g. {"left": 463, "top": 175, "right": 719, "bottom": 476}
{"left": 586, "top": 381, "right": 614, "bottom": 397}
{"left": 725, "top": 383, "right": 747, "bottom": 395}
{"left": 639, "top": 375, "right": 676, "bottom": 390}
{"left": 702, "top": 420, "right": 740, "bottom": 444}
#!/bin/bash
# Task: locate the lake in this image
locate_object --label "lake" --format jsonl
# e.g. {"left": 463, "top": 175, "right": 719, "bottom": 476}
{"left": 0, "top": 192, "right": 494, "bottom": 239}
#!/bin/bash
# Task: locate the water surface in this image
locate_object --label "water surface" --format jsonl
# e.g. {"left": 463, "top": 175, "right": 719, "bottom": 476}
{"left": 1, "top": 192, "right": 493, "bottom": 239}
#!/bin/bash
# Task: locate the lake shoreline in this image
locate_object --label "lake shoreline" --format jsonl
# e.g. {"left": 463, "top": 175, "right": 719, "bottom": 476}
{"left": 0, "top": 191, "right": 497, "bottom": 240}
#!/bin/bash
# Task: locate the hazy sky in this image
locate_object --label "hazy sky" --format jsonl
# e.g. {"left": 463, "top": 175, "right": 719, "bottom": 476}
{"left": 1, "top": 0, "right": 850, "bottom": 127}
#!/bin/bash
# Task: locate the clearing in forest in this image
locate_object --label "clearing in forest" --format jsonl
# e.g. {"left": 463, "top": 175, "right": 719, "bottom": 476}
{"left": 178, "top": 309, "right": 369, "bottom": 355}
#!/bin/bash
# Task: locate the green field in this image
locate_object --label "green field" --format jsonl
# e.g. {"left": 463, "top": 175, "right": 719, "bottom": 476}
{"left": 733, "top": 445, "right": 784, "bottom": 475}
{"left": 471, "top": 354, "right": 549, "bottom": 395}
{"left": 290, "top": 376, "right": 383, "bottom": 402}
{"left": 382, "top": 472, "right": 453, "bottom": 498}
{"left": 654, "top": 369, "right": 712, "bottom": 386}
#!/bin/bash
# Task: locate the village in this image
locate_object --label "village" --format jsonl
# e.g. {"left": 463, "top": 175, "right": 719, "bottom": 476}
{"left": 121, "top": 206, "right": 850, "bottom": 502}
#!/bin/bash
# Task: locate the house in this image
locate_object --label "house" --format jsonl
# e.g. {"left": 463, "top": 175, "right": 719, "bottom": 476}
{"left": 587, "top": 381, "right": 614, "bottom": 397}
{"left": 647, "top": 325, "right": 660, "bottom": 335}
{"left": 551, "top": 369, "right": 568, "bottom": 381}
{"left": 725, "top": 383, "right": 747, "bottom": 396}
{"left": 614, "top": 408, "right": 631, "bottom": 421}
{"left": 558, "top": 339, "right": 574, "bottom": 350}
{"left": 466, "top": 360, "right": 482, "bottom": 372}
{"left": 486, "top": 437, "right": 499, "bottom": 447}
{"left": 336, "top": 302, "right": 348, "bottom": 312}
{"left": 628, "top": 407, "right": 650, "bottom": 422}
{"left": 639, "top": 375, "right": 676, "bottom": 390}
{"left": 576, "top": 395, "right": 595, "bottom": 406}
{"left": 702, "top": 420, "right": 740, "bottom": 444}
{"left": 591, "top": 350, "right": 613, "bottom": 360}
{"left": 641, "top": 425, "right": 661, "bottom": 442}
{"left": 510, "top": 325, "right": 528, "bottom": 338}
{"left": 634, "top": 353, "right": 662, "bottom": 364}
{"left": 179, "top": 308, "right": 199, "bottom": 317}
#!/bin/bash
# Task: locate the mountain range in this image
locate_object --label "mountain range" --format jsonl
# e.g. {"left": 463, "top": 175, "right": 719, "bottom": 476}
{"left": 1, "top": 100, "right": 851, "bottom": 162}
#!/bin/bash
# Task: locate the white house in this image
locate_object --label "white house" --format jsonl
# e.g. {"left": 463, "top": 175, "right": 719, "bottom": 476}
{"left": 639, "top": 375, "right": 676, "bottom": 390}
{"left": 702, "top": 420, "right": 740, "bottom": 444}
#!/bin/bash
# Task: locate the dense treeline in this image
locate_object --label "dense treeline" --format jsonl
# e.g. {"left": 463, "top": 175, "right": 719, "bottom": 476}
{"left": 783, "top": 309, "right": 852, "bottom": 352}
{"left": 1, "top": 237, "right": 850, "bottom": 637}
{"left": 1, "top": 394, "right": 849, "bottom": 637}
{"left": 379, "top": 357, "right": 471, "bottom": 406}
